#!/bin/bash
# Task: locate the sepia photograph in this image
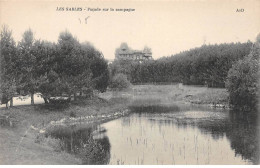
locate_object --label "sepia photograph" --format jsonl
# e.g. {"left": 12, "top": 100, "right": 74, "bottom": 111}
{"left": 0, "top": 0, "right": 259, "bottom": 165}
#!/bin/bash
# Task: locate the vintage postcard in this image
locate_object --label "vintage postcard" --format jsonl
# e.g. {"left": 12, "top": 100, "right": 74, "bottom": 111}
{"left": 0, "top": 0, "right": 259, "bottom": 165}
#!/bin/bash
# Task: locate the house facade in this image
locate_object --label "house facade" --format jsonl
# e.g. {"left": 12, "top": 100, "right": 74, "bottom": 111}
{"left": 115, "top": 43, "right": 153, "bottom": 62}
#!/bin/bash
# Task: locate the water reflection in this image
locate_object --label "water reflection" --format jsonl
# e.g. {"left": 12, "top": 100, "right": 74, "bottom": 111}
{"left": 100, "top": 107, "right": 259, "bottom": 165}
{"left": 226, "top": 111, "right": 259, "bottom": 164}
{"left": 48, "top": 125, "right": 111, "bottom": 164}
{"left": 47, "top": 106, "right": 259, "bottom": 165}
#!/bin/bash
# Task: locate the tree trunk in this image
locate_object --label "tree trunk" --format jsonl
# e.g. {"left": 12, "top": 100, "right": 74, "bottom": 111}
{"left": 6, "top": 102, "right": 9, "bottom": 109}
{"left": 31, "top": 93, "right": 34, "bottom": 105}
{"left": 43, "top": 97, "right": 49, "bottom": 104}
{"left": 74, "top": 93, "right": 77, "bottom": 101}
{"left": 10, "top": 97, "right": 13, "bottom": 107}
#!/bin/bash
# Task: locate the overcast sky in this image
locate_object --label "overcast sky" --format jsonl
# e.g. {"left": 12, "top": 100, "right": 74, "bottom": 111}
{"left": 1, "top": 0, "right": 260, "bottom": 60}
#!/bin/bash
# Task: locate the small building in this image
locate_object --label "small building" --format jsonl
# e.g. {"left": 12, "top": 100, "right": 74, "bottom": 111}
{"left": 115, "top": 43, "right": 153, "bottom": 62}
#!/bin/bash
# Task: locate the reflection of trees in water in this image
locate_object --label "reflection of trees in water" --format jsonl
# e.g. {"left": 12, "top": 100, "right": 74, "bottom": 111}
{"left": 79, "top": 135, "right": 111, "bottom": 165}
{"left": 225, "top": 111, "right": 259, "bottom": 164}
{"left": 149, "top": 109, "right": 259, "bottom": 164}
{"left": 192, "top": 119, "right": 228, "bottom": 140}
{"left": 184, "top": 111, "right": 259, "bottom": 164}
{"left": 49, "top": 125, "right": 111, "bottom": 165}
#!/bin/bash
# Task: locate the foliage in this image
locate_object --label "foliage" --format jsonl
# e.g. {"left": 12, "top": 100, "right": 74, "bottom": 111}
{"left": 83, "top": 42, "right": 109, "bottom": 93}
{"left": 109, "top": 59, "right": 135, "bottom": 81}
{"left": 0, "top": 28, "right": 110, "bottom": 106}
{"left": 109, "top": 73, "right": 130, "bottom": 90}
{"left": 16, "top": 29, "right": 41, "bottom": 104}
{"left": 121, "top": 42, "right": 252, "bottom": 87}
{"left": 226, "top": 35, "right": 260, "bottom": 111}
{"left": 37, "top": 31, "right": 109, "bottom": 102}
{"left": 0, "top": 25, "right": 17, "bottom": 105}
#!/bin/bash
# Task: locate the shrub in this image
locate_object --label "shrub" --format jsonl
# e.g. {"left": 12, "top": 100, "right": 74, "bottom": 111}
{"left": 109, "top": 73, "right": 131, "bottom": 91}
{"left": 69, "top": 111, "right": 76, "bottom": 117}
{"left": 226, "top": 35, "right": 259, "bottom": 111}
{"left": 49, "top": 97, "right": 71, "bottom": 104}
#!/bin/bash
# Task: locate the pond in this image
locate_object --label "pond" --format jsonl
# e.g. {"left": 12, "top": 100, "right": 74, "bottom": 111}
{"left": 48, "top": 105, "right": 259, "bottom": 165}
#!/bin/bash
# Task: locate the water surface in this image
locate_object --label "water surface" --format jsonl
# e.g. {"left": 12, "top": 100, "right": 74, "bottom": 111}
{"left": 49, "top": 105, "right": 259, "bottom": 165}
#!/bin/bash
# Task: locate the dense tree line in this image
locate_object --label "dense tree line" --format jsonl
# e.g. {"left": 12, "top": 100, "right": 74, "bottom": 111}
{"left": 0, "top": 26, "right": 109, "bottom": 107}
{"left": 111, "top": 42, "right": 253, "bottom": 88}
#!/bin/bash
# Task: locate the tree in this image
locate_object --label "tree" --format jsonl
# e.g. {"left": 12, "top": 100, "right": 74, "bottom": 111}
{"left": 226, "top": 34, "right": 259, "bottom": 111}
{"left": 0, "top": 25, "right": 17, "bottom": 108}
{"left": 34, "top": 40, "right": 58, "bottom": 103}
{"left": 17, "top": 29, "right": 40, "bottom": 105}
{"left": 109, "top": 73, "right": 131, "bottom": 91}
{"left": 38, "top": 31, "right": 109, "bottom": 103}
{"left": 81, "top": 42, "right": 109, "bottom": 93}
{"left": 56, "top": 31, "right": 95, "bottom": 100}
{"left": 90, "top": 52, "right": 109, "bottom": 93}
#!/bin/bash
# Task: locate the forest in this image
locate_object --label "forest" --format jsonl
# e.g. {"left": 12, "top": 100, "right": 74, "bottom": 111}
{"left": 110, "top": 42, "right": 252, "bottom": 87}
{"left": 0, "top": 26, "right": 109, "bottom": 106}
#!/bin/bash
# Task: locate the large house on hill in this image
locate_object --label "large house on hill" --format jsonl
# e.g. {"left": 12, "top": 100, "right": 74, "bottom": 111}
{"left": 115, "top": 43, "right": 153, "bottom": 62}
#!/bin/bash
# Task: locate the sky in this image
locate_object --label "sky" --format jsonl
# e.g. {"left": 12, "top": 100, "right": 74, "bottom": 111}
{"left": 0, "top": 0, "right": 260, "bottom": 60}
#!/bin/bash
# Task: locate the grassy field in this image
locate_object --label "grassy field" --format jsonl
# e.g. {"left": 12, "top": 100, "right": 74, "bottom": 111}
{"left": 100, "top": 84, "right": 229, "bottom": 107}
{"left": 0, "top": 84, "right": 229, "bottom": 164}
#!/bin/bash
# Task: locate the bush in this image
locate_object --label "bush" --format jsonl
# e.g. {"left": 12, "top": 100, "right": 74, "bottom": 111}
{"left": 226, "top": 35, "right": 259, "bottom": 111}
{"left": 49, "top": 97, "right": 71, "bottom": 104}
{"left": 109, "top": 73, "right": 131, "bottom": 91}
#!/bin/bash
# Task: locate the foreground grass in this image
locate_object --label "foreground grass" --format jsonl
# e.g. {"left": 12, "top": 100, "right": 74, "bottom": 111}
{"left": 0, "top": 96, "right": 129, "bottom": 164}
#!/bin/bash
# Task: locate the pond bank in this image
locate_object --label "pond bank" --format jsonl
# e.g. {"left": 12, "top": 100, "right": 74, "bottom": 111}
{"left": 0, "top": 96, "right": 130, "bottom": 164}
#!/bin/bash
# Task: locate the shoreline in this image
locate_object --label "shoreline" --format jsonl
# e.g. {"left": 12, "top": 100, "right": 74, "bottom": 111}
{"left": 50, "top": 108, "right": 130, "bottom": 126}
{"left": 0, "top": 96, "right": 130, "bottom": 164}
